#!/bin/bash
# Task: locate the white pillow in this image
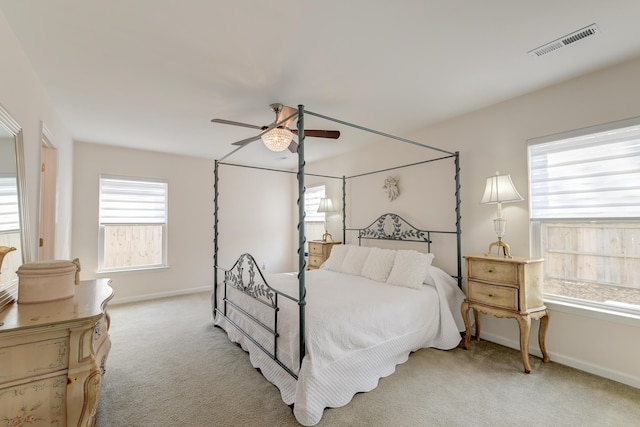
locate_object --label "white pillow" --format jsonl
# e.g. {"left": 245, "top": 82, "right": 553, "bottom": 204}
{"left": 361, "top": 248, "right": 396, "bottom": 282}
{"left": 319, "top": 244, "right": 352, "bottom": 272}
{"left": 386, "top": 250, "right": 435, "bottom": 290}
{"left": 341, "top": 246, "right": 371, "bottom": 276}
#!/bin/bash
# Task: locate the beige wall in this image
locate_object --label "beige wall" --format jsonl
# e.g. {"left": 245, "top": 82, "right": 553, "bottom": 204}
{"left": 216, "top": 161, "right": 294, "bottom": 272}
{"left": 3, "top": 6, "right": 638, "bottom": 391}
{"left": 72, "top": 144, "right": 295, "bottom": 303}
{"left": 307, "top": 57, "right": 640, "bottom": 388}
{"left": 72, "top": 142, "right": 217, "bottom": 302}
{"left": 0, "top": 11, "right": 74, "bottom": 261}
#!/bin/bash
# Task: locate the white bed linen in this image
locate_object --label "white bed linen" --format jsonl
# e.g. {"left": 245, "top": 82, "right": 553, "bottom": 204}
{"left": 214, "top": 267, "right": 465, "bottom": 426}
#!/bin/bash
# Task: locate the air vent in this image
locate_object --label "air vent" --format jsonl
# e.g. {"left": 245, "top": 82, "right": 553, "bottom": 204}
{"left": 528, "top": 23, "right": 599, "bottom": 57}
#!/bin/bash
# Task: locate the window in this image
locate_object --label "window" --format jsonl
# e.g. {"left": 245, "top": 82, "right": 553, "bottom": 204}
{"left": 528, "top": 117, "right": 640, "bottom": 314}
{"left": 304, "top": 185, "right": 326, "bottom": 242}
{"left": 0, "top": 175, "right": 19, "bottom": 233}
{"left": 99, "top": 175, "right": 168, "bottom": 271}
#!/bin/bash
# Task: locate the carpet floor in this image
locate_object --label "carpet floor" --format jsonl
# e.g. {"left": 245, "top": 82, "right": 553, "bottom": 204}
{"left": 96, "top": 292, "right": 640, "bottom": 427}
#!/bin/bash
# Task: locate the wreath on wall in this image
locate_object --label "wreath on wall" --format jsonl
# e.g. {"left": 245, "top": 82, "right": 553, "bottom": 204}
{"left": 383, "top": 176, "right": 399, "bottom": 201}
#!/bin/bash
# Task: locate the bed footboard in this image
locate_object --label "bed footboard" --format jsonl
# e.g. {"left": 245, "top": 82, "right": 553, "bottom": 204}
{"left": 214, "top": 253, "right": 299, "bottom": 379}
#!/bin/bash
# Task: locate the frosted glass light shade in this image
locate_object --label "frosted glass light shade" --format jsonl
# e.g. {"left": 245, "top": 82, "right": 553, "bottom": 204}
{"left": 261, "top": 128, "right": 293, "bottom": 152}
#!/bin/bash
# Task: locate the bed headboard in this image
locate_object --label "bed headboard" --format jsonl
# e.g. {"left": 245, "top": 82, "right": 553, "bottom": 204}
{"left": 347, "top": 213, "right": 461, "bottom": 287}
{"left": 350, "top": 213, "right": 432, "bottom": 251}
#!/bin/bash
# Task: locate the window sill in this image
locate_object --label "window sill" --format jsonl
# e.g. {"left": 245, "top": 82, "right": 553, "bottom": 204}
{"left": 97, "top": 264, "right": 169, "bottom": 275}
{"left": 544, "top": 294, "right": 640, "bottom": 327}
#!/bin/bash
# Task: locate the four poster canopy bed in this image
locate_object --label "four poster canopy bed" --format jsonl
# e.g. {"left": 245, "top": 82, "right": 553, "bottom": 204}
{"left": 212, "top": 105, "right": 464, "bottom": 426}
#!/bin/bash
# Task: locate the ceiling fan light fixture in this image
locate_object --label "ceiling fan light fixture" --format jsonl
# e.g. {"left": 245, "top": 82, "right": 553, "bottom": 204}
{"left": 261, "top": 127, "right": 293, "bottom": 152}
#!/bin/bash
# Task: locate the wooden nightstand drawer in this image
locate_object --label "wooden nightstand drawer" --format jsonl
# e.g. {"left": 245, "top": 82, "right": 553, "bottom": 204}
{"left": 468, "top": 259, "right": 518, "bottom": 286}
{"left": 308, "top": 255, "right": 324, "bottom": 269}
{"left": 307, "top": 241, "right": 341, "bottom": 270}
{"left": 468, "top": 280, "right": 518, "bottom": 310}
{"left": 462, "top": 255, "right": 549, "bottom": 373}
{"left": 308, "top": 242, "right": 324, "bottom": 256}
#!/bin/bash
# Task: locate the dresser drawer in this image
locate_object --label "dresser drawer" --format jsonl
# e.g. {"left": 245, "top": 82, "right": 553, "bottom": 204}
{"left": 469, "top": 259, "right": 519, "bottom": 286}
{"left": 0, "top": 374, "right": 68, "bottom": 424}
{"left": 468, "top": 281, "right": 518, "bottom": 310}
{"left": 0, "top": 337, "right": 69, "bottom": 384}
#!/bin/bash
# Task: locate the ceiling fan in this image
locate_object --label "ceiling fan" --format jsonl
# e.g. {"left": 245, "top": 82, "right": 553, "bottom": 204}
{"left": 211, "top": 103, "right": 340, "bottom": 153}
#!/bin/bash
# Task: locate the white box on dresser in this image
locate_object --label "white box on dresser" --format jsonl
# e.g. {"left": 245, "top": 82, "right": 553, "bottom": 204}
{"left": 0, "top": 279, "right": 113, "bottom": 427}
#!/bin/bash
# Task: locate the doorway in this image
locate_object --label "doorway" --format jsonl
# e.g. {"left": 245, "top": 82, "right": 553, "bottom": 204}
{"left": 39, "top": 123, "right": 57, "bottom": 260}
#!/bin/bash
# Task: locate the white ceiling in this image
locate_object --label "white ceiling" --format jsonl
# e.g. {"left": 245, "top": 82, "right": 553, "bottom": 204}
{"left": 2, "top": 1, "right": 640, "bottom": 168}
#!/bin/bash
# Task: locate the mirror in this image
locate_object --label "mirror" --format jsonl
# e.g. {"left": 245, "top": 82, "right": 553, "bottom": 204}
{"left": 0, "top": 103, "right": 31, "bottom": 306}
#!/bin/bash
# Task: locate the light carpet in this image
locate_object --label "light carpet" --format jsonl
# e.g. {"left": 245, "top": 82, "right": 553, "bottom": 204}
{"left": 96, "top": 292, "right": 640, "bottom": 427}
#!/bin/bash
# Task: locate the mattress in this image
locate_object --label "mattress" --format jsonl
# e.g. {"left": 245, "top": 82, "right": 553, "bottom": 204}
{"left": 214, "top": 266, "right": 465, "bottom": 426}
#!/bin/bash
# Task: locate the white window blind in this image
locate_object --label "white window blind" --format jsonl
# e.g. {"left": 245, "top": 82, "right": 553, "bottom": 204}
{"left": 528, "top": 121, "right": 640, "bottom": 220}
{"left": 0, "top": 175, "right": 19, "bottom": 232}
{"left": 99, "top": 176, "right": 167, "bottom": 224}
{"left": 305, "top": 185, "right": 326, "bottom": 222}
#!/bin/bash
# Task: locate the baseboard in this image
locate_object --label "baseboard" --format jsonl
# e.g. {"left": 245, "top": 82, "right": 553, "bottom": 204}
{"left": 481, "top": 331, "right": 640, "bottom": 389}
{"left": 110, "top": 286, "right": 213, "bottom": 305}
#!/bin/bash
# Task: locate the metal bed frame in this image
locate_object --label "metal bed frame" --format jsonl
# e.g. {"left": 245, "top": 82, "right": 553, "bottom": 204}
{"left": 213, "top": 105, "right": 461, "bottom": 379}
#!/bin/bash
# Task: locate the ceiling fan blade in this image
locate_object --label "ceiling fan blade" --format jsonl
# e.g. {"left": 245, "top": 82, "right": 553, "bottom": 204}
{"left": 231, "top": 134, "right": 262, "bottom": 147}
{"left": 291, "top": 129, "right": 340, "bottom": 139}
{"left": 279, "top": 105, "right": 299, "bottom": 128}
{"left": 211, "top": 118, "right": 264, "bottom": 130}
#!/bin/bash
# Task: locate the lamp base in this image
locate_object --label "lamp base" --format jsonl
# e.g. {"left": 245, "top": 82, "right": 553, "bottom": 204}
{"left": 322, "top": 231, "right": 333, "bottom": 242}
{"left": 485, "top": 237, "right": 513, "bottom": 259}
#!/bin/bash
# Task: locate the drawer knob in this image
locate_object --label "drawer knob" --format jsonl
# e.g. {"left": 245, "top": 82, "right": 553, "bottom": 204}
{"left": 487, "top": 269, "right": 494, "bottom": 273}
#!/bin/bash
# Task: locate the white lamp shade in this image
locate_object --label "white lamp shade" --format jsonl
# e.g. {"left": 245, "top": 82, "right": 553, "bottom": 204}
{"left": 261, "top": 128, "right": 293, "bottom": 152}
{"left": 317, "top": 198, "right": 335, "bottom": 213}
{"left": 481, "top": 173, "right": 524, "bottom": 204}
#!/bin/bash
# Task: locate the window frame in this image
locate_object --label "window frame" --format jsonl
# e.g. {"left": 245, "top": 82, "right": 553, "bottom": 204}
{"left": 527, "top": 116, "right": 640, "bottom": 321}
{"left": 304, "top": 185, "right": 326, "bottom": 243}
{"left": 0, "top": 174, "right": 19, "bottom": 233}
{"left": 98, "top": 174, "right": 168, "bottom": 273}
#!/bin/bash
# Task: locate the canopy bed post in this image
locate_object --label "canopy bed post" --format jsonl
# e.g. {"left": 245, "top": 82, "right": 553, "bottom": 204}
{"left": 454, "top": 152, "right": 462, "bottom": 288}
{"left": 211, "top": 105, "right": 467, "bottom": 425}
{"left": 296, "top": 104, "right": 307, "bottom": 364}
{"left": 213, "top": 160, "right": 220, "bottom": 314}
{"left": 342, "top": 175, "right": 346, "bottom": 244}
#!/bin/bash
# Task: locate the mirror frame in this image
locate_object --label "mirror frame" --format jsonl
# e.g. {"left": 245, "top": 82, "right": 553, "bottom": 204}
{"left": 0, "top": 104, "right": 32, "bottom": 264}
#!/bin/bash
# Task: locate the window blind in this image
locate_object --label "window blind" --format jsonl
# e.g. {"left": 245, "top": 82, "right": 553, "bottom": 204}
{"left": 304, "top": 185, "right": 325, "bottom": 222}
{"left": 99, "top": 176, "right": 167, "bottom": 224}
{"left": 0, "top": 175, "right": 19, "bottom": 232}
{"left": 528, "top": 122, "right": 640, "bottom": 220}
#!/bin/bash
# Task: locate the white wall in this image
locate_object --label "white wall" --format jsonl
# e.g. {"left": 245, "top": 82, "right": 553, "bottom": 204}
{"left": 4, "top": 6, "right": 638, "bottom": 389}
{"left": 72, "top": 145, "right": 295, "bottom": 302}
{"left": 308, "top": 57, "right": 640, "bottom": 388}
{"left": 0, "top": 11, "right": 74, "bottom": 261}
{"left": 72, "top": 142, "right": 216, "bottom": 302}
{"left": 306, "top": 144, "right": 460, "bottom": 274}
{"left": 216, "top": 162, "right": 294, "bottom": 273}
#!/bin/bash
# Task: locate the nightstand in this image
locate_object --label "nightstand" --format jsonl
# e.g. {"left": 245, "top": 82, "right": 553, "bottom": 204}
{"left": 307, "top": 241, "right": 341, "bottom": 270}
{"left": 461, "top": 255, "right": 550, "bottom": 373}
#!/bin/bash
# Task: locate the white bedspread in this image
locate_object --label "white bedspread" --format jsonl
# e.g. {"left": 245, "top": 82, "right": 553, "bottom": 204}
{"left": 214, "top": 267, "right": 465, "bottom": 426}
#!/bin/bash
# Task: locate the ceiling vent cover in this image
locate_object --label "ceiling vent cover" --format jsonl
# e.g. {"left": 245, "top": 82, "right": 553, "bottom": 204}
{"left": 528, "top": 23, "right": 599, "bottom": 57}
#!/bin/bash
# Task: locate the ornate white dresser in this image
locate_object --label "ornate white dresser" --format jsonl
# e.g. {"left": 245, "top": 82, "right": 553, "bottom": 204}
{"left": 0, "top": 279, "right": 113, "bottom": 427}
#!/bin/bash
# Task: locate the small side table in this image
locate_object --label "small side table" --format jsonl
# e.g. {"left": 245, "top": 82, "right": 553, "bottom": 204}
{"left": 461, "top": 255, "right": 550, "bottom": 373}
{"left": 307, "top": 240, "right": 341, "bottom": 270}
